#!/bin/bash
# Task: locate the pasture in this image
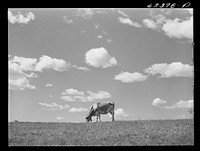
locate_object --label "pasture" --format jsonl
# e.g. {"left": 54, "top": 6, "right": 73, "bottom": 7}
{"left": 9, "top": 119, "right": 194, "bottom": 146}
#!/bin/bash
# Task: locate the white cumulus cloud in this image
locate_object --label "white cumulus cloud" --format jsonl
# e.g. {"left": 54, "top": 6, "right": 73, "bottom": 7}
{"left": 76, "top": 8, "right": 95, "bottom": 19}
{"left": 162, "top": 16, "right": 193, "bottom": 40}
{"left": 114, "top": 71, "right": 148, "bottom": 83}
{"left": 9, "top": 76, "right": 36, "bottom": 90}
{"left": 115, "top": 108, "right": 129, "bottom": 117}
{"left": 144, "top": 62, "right": 194, "bottom": 78}
{"left": 166, "top": 100, "right": 193, "bottom": 109}
{"left": 87, "top": 91, "right": 111, "bottom": 101}
{"left": 85, "top": 47, "right": 117, "bottom": 68}
{"left": 63, "top": 16, "right": 73, "bottom": 24}
{"left": 8, "top": 10, "right": 35, "bottom": 24}
{"left": 143, "top": 19, "right": 158, "bottom": 30}
{"left": 11, "top": 56, "right": 37, "bottom": 71}
{"left": 60, "top": 96, "right": 76, "bottom": 102}
{"left": 9, "top": 55, "right": 90, "bottom": 90}
{"left": 61, "top": 89, "right": 112, "bottom": 102}
{"left": 152, "top": 98, "right": 167, "bottom": 107}
{"left": 35, "top": 55, "right": 70, "bottom": 72}
{"left": 9, "top": 60, "right": 36, "bottom": 90}
{"left": 45, "top": 83, "right": 53, "bottom": 87}
{"left": 71, "top": 65, "right": 90, "bottom": 71}
{"left": 56, "top": 116, "right": 63, "bottom": 120}
{"left": 39, "top": 102, "right": 70, "bottom": 111}
{"left": 97, "top": 35, "right": 103, "bottom": 39}
{"left": 107, "top": 39, "right": 113, "bottom": 43}
{"left": 118, "top": 17, "right": 142, "bottom": 28}
{"left": 62, "top": 88, "right": 84, "bottom": 95}
{"left": 69, "top": 107, "right": 88, "bottom": 113}
{"left": 152, "top": 98, "right": 193, "bottom": 109}
{"left": 118, "top": 10, "right": 129, "bottom": 17}
{"left": 143, "top": 10, "right": 193, "bottom": 41}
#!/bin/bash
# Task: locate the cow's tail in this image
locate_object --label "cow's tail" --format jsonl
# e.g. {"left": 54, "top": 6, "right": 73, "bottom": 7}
{"left": 111, "top": 102, "right": 115, "bottom": 121}
{"left": 108, "top": 102, "right": 115, "bottom": 110}
{"left": 112, "top": 102, "right": 115, "bottom": 110}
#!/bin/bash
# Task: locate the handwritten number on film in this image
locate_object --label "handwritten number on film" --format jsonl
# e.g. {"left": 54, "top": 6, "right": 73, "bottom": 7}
{"left": 147, "top": 2, "right": 191, "bottom": 8}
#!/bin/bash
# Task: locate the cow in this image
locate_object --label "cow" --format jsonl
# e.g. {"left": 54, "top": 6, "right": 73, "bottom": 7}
{"left": 86, "top": 101, "right": 115, "bottom": 122}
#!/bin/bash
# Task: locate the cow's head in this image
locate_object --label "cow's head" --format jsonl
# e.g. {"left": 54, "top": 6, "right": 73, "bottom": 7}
{"left": 86, "top": 109, "right": 95, "bottom": 122}
{"left": 86, "top": 115, "right": 92, "bottom": 122}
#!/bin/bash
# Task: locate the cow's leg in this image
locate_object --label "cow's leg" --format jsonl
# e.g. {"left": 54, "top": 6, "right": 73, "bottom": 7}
{"left": 112, "top": 111, "right": 114, "bottom": 121}
{"left": 110, "top": 111, "right": 114, "bottom": 121}
{"left": 96, "top": 115, "right": 98, "bottom": 122}
{"left": 96, "top": 111, "right": 100, "bottom": 122}
{"left": 99, "top": 113, "right": 101, "bottom": 122}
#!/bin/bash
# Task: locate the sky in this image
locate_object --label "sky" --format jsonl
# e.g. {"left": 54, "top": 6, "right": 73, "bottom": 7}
{"left": 8, "top": 8, "right": 193, "bottom": 123}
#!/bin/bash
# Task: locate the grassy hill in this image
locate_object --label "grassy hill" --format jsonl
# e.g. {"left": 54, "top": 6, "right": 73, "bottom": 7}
{"left": 8, "top": 119, "right": 194, "bottom": 146}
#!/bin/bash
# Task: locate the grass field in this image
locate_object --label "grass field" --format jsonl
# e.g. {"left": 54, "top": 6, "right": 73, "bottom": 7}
{"left": 8, "top": 119, "right": 194, "bottom": 146}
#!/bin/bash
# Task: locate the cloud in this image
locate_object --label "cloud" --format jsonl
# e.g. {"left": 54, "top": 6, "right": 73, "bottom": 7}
{"left": 60, "top": 96, "right": 76, "bottom": 102}
{"left": 35, "top": 55, "right": 70, "bottom": 72}
{"left": 63, "top": 16, "right": 73, "bottom": 24}
{"left": 8, "top": 10, "right": 35, "bottom": 24}
{"left": 9, "top": 55, "right": 69, "bottom": 73}
{"left": 107, "top": 39, "right": 113, "bottom": 43}
{"left": 162, "top": 16, "right": 193, "bottom": 40}
{"left": 76, "top": 8, "right": 94, "bottom": 19}
{"left": 61, "top": 89, "right": 111, "bottom": 102}
{"left": 72, "top": 65, "right": 90, "bottom": 71}
{"left": 97, "top": 35, "right": 103, "bottom": 39}
{"left": 102, "top": 31, "right": 107, "bottom": 35}
{"left": 143, "top": 19, "right": 158, "bottom": 30}
{"left": 118, "top": 10, "right": 129, "bottom": 17}
{"left": 160, "top": 9, "right": 173, "bottom": 16}
{"left": 39, "top": 102, "right": 70, "bottom": 111}
{"left": 62, "top": 88, "right": 84, "bottom": 95}
{"left": 8, "top": 55, "right": 69, "bottom": 90}
{"left": 118, "top": 17, "right": 142, "bottom": 28}
{"left": 143, "top": 14, "right": 166, "bottom": 30}
{"left": 9, "top": 60, "right": 36, "bottom": 90}
{"left": 9, "top": 76, "right": 36, "bottom": 90}
{"left": 114, "top": 71, "right": 148, "bottom": 83}
{"left": 131, "top": 22, "right": 142, "bottom": 28}
{"left": 152, "top": 98, "right": 193, "bottom": 109}
{"left": 187, "top": 9, "right": 193, "bottom": 15}
{"left": 61, "top": 88, "right": 86, "bottom": 102}
{"left": 167, "top": 100, "right": 193, "bottom": 109}
{"left": 177, "top": 115, "right": 190, "bottom": 119}
{"left": 94, "top": 24, "right": 99, "bottom": 29}
{"left": 45, "top": 83, "right": 53, "bottom": 87}
{"left": 115, "top": 108, "right": 129, "bottom": 117}
{"left": 85, "top": 47, "right": 117, "bottom": 68}
{"left": 56, "top": 116, "right": 63, "bottom": 120}
{"left": 87, "top": 91, "right": 111, "bottom": 101}
{"left": 152, "top": 98, "right": 167, "bottom": 107}
{"left": 69, "top": 107, "right": 88, "bottom": 113}
{"left": 80, "top": 30, "right": 86, "bottom": 33}
{"left": 11, "top": 56, "right": 37, "bottom": 71}
{"left": 9, "top": 55, "right": 89, "bottom": 90}
{"left": 118, "top": 17, "right": 133, "bottom": 25}
{"left": 24, "top": 72, "right": 38, "bottom": 78}
{"left": 144, "top": 62, "right": 194, "bottom": 78}
{"left": 72, "top": 96, "right": 88, "bottom": 102}
{"left": 10, "top": 55, "right": 89, "bottom": 73}
{"left": 143, "top": 10, "right": 193, "bottom": 40}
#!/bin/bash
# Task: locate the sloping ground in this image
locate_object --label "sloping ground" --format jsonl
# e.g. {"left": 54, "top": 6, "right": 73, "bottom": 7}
{"left": 8, "top": 119, "right": 194, "bottom": 146}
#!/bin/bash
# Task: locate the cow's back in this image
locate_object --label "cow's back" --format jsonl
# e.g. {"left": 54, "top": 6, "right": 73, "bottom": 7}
{"left": 97, "top": 101, "right": 114, "bottom": 114}
{"left": 97, "top": 101, "right": 114, "bottom": 108}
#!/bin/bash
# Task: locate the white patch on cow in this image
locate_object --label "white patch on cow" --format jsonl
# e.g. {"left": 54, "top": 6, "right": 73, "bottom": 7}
{"left": 92, "top": 103, "right": 98, "bottom": 110}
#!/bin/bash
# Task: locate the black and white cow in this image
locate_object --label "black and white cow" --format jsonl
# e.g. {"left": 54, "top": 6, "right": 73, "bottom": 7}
{"left": 86, "top": 101, "right": 115, "bottom": 122}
